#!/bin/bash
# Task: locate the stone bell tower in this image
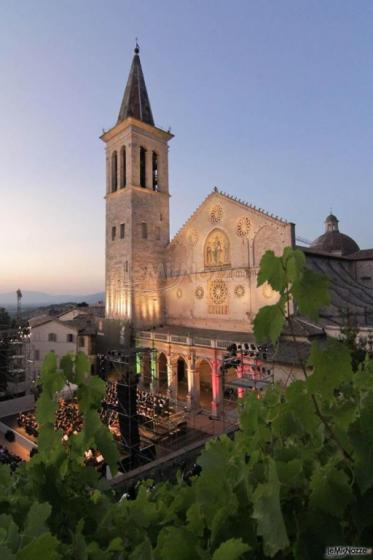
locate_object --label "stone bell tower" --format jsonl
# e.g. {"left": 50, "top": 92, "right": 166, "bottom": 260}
{"left": 101, "top": 44, "right": 173, "bottom": 329}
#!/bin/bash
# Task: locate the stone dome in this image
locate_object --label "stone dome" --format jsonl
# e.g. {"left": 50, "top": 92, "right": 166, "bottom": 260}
{"left": 311, "top": 214, "right": 359, "bottom": 256}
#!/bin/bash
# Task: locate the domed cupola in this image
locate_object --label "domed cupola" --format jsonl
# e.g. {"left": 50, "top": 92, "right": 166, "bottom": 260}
{"left": 311, "top": 213, "right": 359, "bottom": 256}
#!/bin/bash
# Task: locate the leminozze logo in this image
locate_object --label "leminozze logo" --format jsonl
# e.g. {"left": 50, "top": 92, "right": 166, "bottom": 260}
{"left": 325, "top": 546, "right": 372, "bottom": 559}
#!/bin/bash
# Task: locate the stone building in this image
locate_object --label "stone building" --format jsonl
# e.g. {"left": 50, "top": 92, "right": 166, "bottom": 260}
{"left": 102, "top": 46, "right": 373, "bottom": 416}
{"left": 29, "top": 311, "right": 97, "bottom": 380}
{"left": 301, "top": 213, "right": 373, "bottom": 337}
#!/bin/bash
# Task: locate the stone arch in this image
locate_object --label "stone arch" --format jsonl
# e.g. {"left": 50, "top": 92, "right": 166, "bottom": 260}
{"left": 175, "top": 355, "right": 188, "bottom": 401}
{"left": 197, "top": 358, "right": 212, "bottom": 409}
{"left": 204, "top": 228, "right": 230, "bottom": 268}
{"left": 158, "top": 352, "right": 168, "bottom": 392}
{"left": 141, "top": 352, "right": 151, "bottom": 390}
{"left": 253, "top": 225, "right": 284, "bottom": 267}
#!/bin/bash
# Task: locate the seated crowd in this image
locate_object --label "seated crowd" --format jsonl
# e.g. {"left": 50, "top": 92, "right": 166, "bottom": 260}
{"left": 55, "top": 400, "right": 82, "bottom": 436}
{"left": 102, "top": 382, "right": 176, "bottom": 421}
{"left": 136, "top": 388, "right": 175, "bottom": 421}
{"left": 0, "top": 445, "right": 23, "bottom": 471}
{"left": 18, "top": 400, "right": 83, "bottom": 438}
{"left": 18, "top": 412, "right": 39, "bottom": 437}
{"left": 17, "top": 383, "right": 181, "bottom": 446}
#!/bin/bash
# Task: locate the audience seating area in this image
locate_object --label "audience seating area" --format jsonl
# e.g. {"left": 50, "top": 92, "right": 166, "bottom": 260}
{"left": 0, "top": 445, "right": 23, "bottom": 471}
{"left": 15, "top": 382, "right": 187, "bottom": 451}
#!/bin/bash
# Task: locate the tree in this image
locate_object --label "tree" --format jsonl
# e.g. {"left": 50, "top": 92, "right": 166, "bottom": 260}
{"left": 0, "top": 248, "right": 372, "bottom": 558}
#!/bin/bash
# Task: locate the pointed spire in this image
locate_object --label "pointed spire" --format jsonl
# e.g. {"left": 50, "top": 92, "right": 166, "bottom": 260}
{"left": 117, "top": 43, "right": 155, "bottom": 126}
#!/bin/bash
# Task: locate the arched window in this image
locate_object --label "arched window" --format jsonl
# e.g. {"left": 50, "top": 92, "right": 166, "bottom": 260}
{"left": 48, "top": 333, "right": 57, "bottom": 342}
{"left": 66, "top": 334, "right": 74, "bottom": 343}
{"left": 140, "top": 147, "right": 146, "bottom": 187}
{"left": 120, "top": 146, "right": 126, "bottom": 188}
{"left": 111, "top": 151, "right": 118, "bottom": 192}
{"left": 152, "top": 152, "right": 158, "bottom": 191}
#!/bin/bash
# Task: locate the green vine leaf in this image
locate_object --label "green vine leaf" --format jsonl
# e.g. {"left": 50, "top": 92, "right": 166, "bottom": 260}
{"left": 23, "top": 502, "right": 52, "bottom": 544}
{"left": 257, "top": 250, "right": 286, "bottom": 292}
{"left": 253, "top": 300, "right": 286, "bottom": 344}
{"left": 309, "top": 461, "right": 353, "bottom": 517}
{"left": 252, "top": 459, "right": 289, "bottom": 557}
{"left": 307, "top": 340, "right": 353, "bottom": 396}
{"left": 16, "top": 533, "right": 61, "bottom": 560}
{"left": 212, "top": 538, "right": 250, "bottom": 560}
{"left": 0, "top": 545, "right": 16, "bottom": 560}
{"left": 291, "top": 268, "right": 330, "bottom": 320}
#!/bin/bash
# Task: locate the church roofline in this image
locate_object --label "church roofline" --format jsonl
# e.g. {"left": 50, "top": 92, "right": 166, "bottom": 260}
{"left": 215, "top": 188, "right": 289, "bottom": 225}
{"left": 169, "top": 187, "right": 290, "bottom": 247}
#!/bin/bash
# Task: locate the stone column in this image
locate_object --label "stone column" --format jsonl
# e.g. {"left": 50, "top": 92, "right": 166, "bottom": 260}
{"left": 211, "top": 359, "right": 223, "bottom": 418}
{"left": 236, "top": 360, "right": 245, "bottom": 399}
{"left": 146, "top": 149, "right": 153, "bottom": 189}
{"left": 128, "top": 139, "right": 139, "bottom": 187}
{"left": 186, "top": 353, "right": 198, "bottom": 410}
{"left": 150, "top": 349, "right": 158, "bottom": 393}
{"left": 167, "top": 355, "right": 176, "bottom": 401}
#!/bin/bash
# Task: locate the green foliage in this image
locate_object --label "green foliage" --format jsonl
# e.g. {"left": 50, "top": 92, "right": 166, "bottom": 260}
{"left": 252, "top": 459, "right": 289, "bottom": 556}
{"left": 254, "top": 247, "right": 330, "bottom": 342}
{"left": 0, "top": 248, "right": 372, "bottom": 558}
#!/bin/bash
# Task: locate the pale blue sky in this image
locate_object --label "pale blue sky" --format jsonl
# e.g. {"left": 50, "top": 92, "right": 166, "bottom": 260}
{"left": 1, "top": 0, "right": 372, "bottom": 293}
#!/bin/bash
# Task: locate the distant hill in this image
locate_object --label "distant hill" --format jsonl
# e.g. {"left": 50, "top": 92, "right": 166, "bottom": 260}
{"left": 0, "top": 291, "right": 105, "bottom": 308}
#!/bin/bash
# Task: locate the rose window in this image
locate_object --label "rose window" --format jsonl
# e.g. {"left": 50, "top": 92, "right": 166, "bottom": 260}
{"left": 234, "top": 285, "right": 245, "bottom": 298}
{"left": 209, "top": 204, "right": 223, "bottom": 224}
{"left": 236, "top": 217, "right": 251, "bottom": 238}
{"left": 209, "top": 280, "right": 228, "bottom": 304}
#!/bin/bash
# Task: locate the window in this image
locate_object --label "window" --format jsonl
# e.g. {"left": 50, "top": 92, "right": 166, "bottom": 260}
{"left": 140, "top": 146, "right": 146, "bottom": 187}
{"left": 155, "top": 226, "right": 161, "bottom": 240}
{"left": 48, "top": 333, "right": 57, "bottom": 342}
{"left": 112, "top": 226, "right": 116, "bottom": 241}
{"left": 79, "top": 337, "right": 85, "bottom": 348}
{"left": 120, "top": 223, "right": 125, "bottom": 239}
{"left": 141, "top": 222, "right": 148, "bottom": 239}
{"left": 67, "top": 334, "right": 74, "bottom": 343}
{"left": 125, "top": 261, "right": 128, "bottom": 272}
{"left": 152, "top": 152, "right": 158, "bottom": 191}
{"left": 120, "top": 146, "right": 126, "bottom": 188}
{"left": 111, "top": 151, "right": 118, "bottom": 192}
{"left": 34, "top": 350, "right": 40, "bottom": 361}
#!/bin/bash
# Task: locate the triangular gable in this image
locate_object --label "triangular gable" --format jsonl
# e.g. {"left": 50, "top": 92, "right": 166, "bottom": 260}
{"left": 169, "top": 187, "right": 290, "bottom": 248}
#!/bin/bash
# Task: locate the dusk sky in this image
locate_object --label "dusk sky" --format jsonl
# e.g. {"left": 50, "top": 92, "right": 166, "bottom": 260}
{"left": 1, "top": 0, "right": 372, "bottom": 294}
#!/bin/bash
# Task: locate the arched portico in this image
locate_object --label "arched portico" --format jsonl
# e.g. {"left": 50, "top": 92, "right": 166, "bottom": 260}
{"left": 197, "top": 359, "right": 213, "bottom": 409}
{"left": 176, "top": 356, "right": 188, "bottom": 401}
{"left": 158, "top": 352, "right": 168, "bottom": 393}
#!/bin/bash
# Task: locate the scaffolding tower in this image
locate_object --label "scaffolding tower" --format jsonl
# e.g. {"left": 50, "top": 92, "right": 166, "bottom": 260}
{"left": 0, "top": 328, "right": 31, "bottom": 397}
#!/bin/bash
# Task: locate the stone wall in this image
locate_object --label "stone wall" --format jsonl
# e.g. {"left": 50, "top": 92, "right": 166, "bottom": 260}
{"left": 164, "top": 191, "right": 293, "bottom": 332}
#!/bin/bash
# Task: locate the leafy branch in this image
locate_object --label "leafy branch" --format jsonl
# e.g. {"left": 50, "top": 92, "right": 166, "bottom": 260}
{"left": 253, "top": 248, "right": 353, "bottom": 462}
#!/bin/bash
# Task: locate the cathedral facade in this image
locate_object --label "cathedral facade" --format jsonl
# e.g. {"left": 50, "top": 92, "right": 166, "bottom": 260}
{"left": 101, "top": 47, "right": 373, "bottom": 416}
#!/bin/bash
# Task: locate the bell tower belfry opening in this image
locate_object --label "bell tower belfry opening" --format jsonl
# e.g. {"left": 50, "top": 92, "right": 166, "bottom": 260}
{"left": 101, "top": 44, "right": 173, "bottom": 329}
